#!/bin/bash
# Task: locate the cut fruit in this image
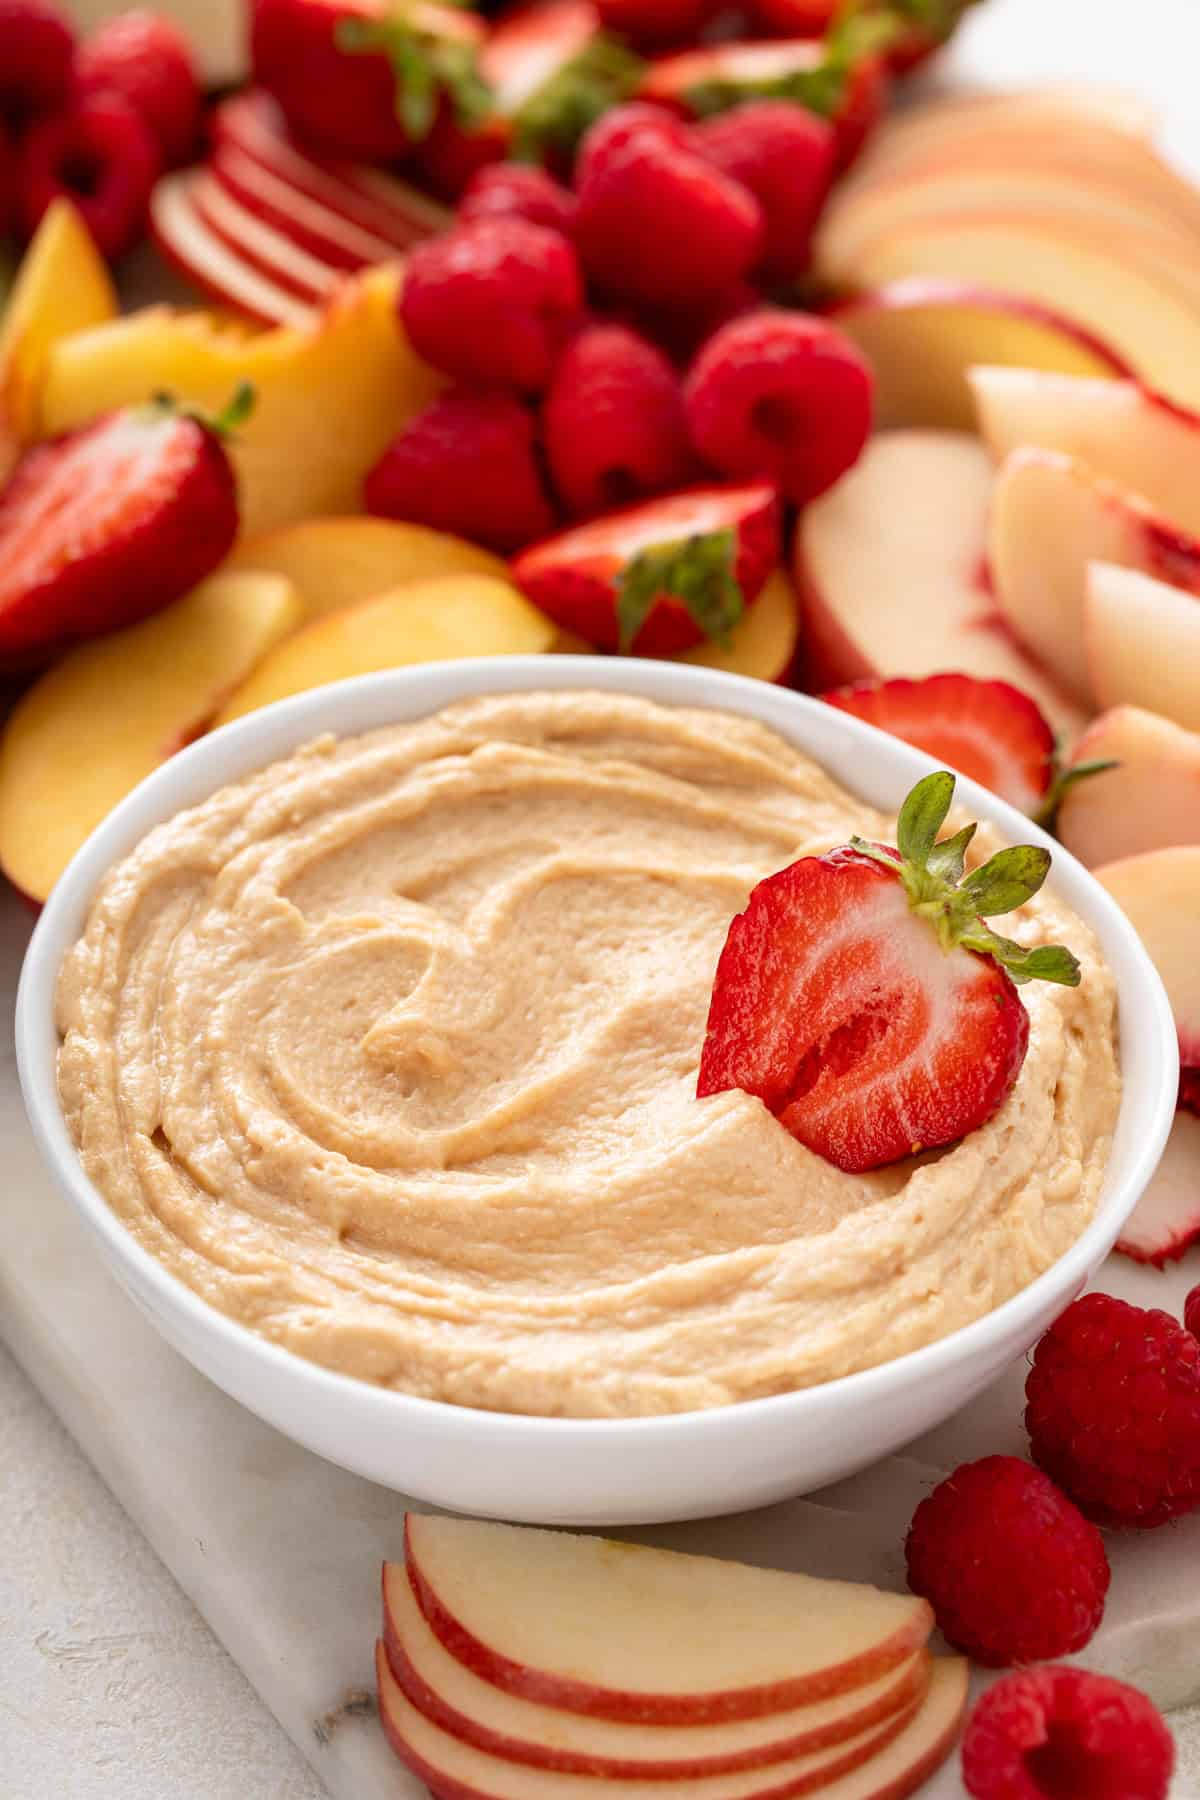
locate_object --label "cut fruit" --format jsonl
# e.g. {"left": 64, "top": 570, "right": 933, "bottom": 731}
{"left": 1085, "top": 563, "right": 1200, "bottom": 731}
{"left": 226, "top": 516, "right": 510, "bottom": 621}
{"left": 792, "top": 431, "right": 1083, "bottom": 736}
{"left": 39, "top": 269, "right": 442, "bottom": 539}
{"left": 188, "top": 169, "right": 345, "bottom": 306}
{"left": 383, "top": 1565, "right": 931, "bottom": 1778}
{"left": 988, "top": 449, "right": 1200, "bottom": 708}
{"left": 404, "top": 1515, "right": 933, "bottom": 1724}
{"left": 970, "top": 367, "right": 1200, "bottom": 540}
{"left": 210, "top": 144, "right": 408, "bottom": 272}
{"left": 1116, "top": 1110, "right": 1200, "bottom": 1265}
{"left": 828, "top": 281, "right": 1128, "bottom": 431}
{"left": 377, "top": 1641, "right": 967, "bottom": 1800}
{"left": 1094, "top": 845, "right": 1200, "bottom": 1067}
{"left": 677, "top": 570, "right": 801, "bottom": 684}
{"left": 213, "top": 574, "right": 555, "bottom": 724}
{"left": 151, "top": 170, "right": 323, "bottom": 327}
{"left": 0, "top": 571, "right": 303, "bottom": 904}
{"left": 1057, "top": 708, "right": 1200, "bottom": 869}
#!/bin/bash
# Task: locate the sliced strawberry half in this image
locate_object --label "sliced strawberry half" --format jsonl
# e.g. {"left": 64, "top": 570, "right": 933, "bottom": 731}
{"left": 698, "top": 771, "right": 1081, "bottom": 1172}
{"left": 0, "top": 389, "right": 246, "bottom": 664}
{"left": 512, "top": 481, "right": 780, "bottom": 655}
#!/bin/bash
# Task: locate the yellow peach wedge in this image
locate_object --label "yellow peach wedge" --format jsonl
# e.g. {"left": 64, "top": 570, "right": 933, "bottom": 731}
{"left": 226, "top": 515, "right": 510, "bottom": 619}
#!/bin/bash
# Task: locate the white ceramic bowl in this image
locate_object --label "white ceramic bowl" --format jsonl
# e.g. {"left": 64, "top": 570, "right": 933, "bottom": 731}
{"left": 17, "top": 657, "right": 1178, "bottom": 1525}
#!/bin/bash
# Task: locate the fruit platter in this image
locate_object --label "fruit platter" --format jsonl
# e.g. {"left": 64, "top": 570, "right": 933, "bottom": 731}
{"left": 1, "top": 0, "right": 1199, "bottom": 1796}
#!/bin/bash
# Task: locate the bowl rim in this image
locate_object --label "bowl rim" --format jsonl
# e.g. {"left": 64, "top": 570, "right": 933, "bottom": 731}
{"left": 16, "top": 655, "right": 1181, "bottom": 1444}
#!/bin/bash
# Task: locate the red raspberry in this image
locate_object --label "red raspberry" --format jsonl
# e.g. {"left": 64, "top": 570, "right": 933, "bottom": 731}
{"left": 18, "top": 91, "right": 160, "bottom": 260}
{"left": 904, "top": 1456, "right": 1109, "bottom": 1668}
{"left": 1180, "top": 1066, "right": 1199, "bottom": 1114}
{"left": 1186, "top": 1284, "right": 1200, "bottom": 1341}
{"left": 575, "top": 125, "right": 763, "bottom": 310}
{"left": 543, "top": 323, "right": 694, "bottom": 517}
{"left": 690, "top": 103, "right": 835, "bottom": 285}
{"left": 75, "top": 8, "right": 202, "bottom": 168}
{"left": 364, "top": 388, "right": 557, "bottom": 554}
{"left": 1026, "top": 1291, "right": 1200, "bottom": 1529}
{"left": 962, "top": 1666, "right": 1174, "bottom": 1800}
{"left": 633, "top": 281, "right": 759, "bottom": 368}
{"left": 399, "top": 219, "right": 583, "bottom": 393}
{"left": 573, "top": 102, "right": 688, "bottom": 187}
{"left": 684, "top": 309, "right": 873, "bottom": 506}
{"left": 0, "top": 0, "right": 75, "bottom": 132}
{"left": 459, "top": 163, "right": 577, "bottom": 238}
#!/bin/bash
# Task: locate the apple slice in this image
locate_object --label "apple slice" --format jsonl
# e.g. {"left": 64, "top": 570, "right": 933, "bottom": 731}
{"left": 383, "top": 1564, "right": 930, "bottom": 1778}
{"left": 971, "top": 367, "right": 1200, "bottom": 540}
{"left": 1056, "top": 708, "right": 1200, "bottom": 869}
{"left": 376, "top": 1642, "right": 967, "bottom": 1800}
{"left": 989, "top": 449, "right": 1200, "bottom": 707}
{"left": 210, "top": 144, "right": 406, "bottom": 272}
{"left": 1085, "top": 563, "right": 1200, "bottom": 730}
{"left": 150, "top": 170, "right": 322, "bottom": 328}
{"left": 1116, "top": 1110, "right": 1200, "bottom": 1266}
{"left": 404, "top": 1515, "right": 932, "bottom": 1723}
{"left": 188, "top": 168, "right": 345, "bottom": 306}
{"left": 678, "top": 570, "right": 801, "bottom": 684}
{"left": 0, "top": 571, "right": 304, "bottom": 903}
{"left": 792, "top": 431, "right": 1084, "bottom": 735}
{"left": 1095, "top": 847, "right": 1200, "bottom": 1071}
{"left": 213, "top": 574, "right": 555, "bottom": 724}
{"left": 828, "top": 281, "right": 1128, "bottom": 431}
{"left": 226, "top": 516, "right": 510, "bottom": 621}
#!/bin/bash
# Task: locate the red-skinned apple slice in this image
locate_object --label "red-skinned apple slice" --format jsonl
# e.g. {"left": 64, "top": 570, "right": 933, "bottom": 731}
{"left": 792, "top": 431, "right": 1084, "bottom": 735}
{"left": 383, "top": 1565, "right": 931, "bottom": 1778}
{"left": 1085, "top": 563, "right": 1200, "bottom": 730}
{"left": 827, "top": 281, "right": 1129, "bottom": 431}
{"left": 1057, "top": 708, "right": 1200, "bottom": 868}
{"left": 376, "top": 1643, "right": 967, "bottom": 1800}
{"left": 150, "top": 171, "right": 320, "bottom": 328}
{"left": 971, "top": 367, "right": 1200, "bottom": 539}
{"left": 989, "top": 449, "right": 1200, "bottom": 707}
{"left": 403, "top": 1516, "right": 932, "bottom": 1725}
{"left": 210, "top": 145, "right": 406, "bottom": 272}
{"left": 188, "top": 170, "right": 344, "bottom": 305}
{"left": 1116, "top": 1111, "right": 1200, "bottom": 1265}
{"left": 1095, "top": 845, "right": 1200, "bottom": 1069}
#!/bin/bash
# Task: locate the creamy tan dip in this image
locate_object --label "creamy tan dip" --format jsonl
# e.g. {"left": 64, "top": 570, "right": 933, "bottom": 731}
{"left": 57, "top": 692, "right": 1120, "bottom": 1417}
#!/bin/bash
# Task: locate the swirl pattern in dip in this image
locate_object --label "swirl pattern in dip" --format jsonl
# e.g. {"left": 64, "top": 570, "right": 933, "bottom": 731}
{"left": 57, "top": 692, "right": 1120, "bottom": 1416}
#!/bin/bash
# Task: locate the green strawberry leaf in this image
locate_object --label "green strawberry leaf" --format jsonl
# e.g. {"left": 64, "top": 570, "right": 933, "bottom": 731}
{"left": 615, "top": 529, "right": 744, "bottom": 654}
{"left": 1035, "top": 757, "right": 1120, "bottom": 831}
{"left": 896, "top": 769, "right": 955, "bottom": 868}
{"left": 336, "top": 12, "right": 491, "bottom": 141}
{"left": 925, "top": 822, "right": 976, "bottom": 884}
{"left": 511, "top": 36, "right": 644, "bottom": 163}
{"left": 959, "top": 844, "right": 1052, "bottom": 916}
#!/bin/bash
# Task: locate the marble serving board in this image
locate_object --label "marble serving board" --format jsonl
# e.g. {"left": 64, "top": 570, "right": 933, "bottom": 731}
{"left": 3, "top": 886, "right": 1200, "bottom": 1800}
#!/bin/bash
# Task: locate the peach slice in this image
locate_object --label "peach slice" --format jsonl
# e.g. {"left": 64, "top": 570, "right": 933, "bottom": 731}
{"left": 1057, "top": 708, "right": 1200, "bottom": 869}
{"left": 1094, "top": 847, "right": 1200, "bottom": 1069}
{"left": 1085, "top": 563, "right": 1200, "bottom": 730}
{"left": 213, "top": 574, "right": 555, "bottom": 724}
{"left": 226, "top": 515, "right": 510, "bottom": 619}
{"left": 988, "top": 449, "right": 1200, "bottom": 707}
{"left": 37, "top": 267, "right": 441, "bottom": 539}
{"left": 0, "top": 570, "right": 304, "bottom": 903}
{"left": 792, "top": 431, "right": 1083, "bottom": 735}
{"left": 404, "top": 1515, "right": 932, "bottom": 1723}
{"left": 678, "top": 570, "right": 801, "bottom": 684}
{"left": 376, "top": 1641, "right": 967, "bottom": 1800}
{"left": 382, "top": 1563, "right": 930, "bottom": 1778}
{"left": 828, "top": 281, "right": 1128, "bottom": 432}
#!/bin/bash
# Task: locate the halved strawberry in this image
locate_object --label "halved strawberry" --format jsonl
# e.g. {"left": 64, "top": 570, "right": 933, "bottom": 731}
{"left": 698, "top": 770, "right": 1081, "bottom": 1172}
{"left": 749, "top": 0, "right": 984, "bottom": 77}
{"left": 0, "top": 387, "right": 247, "bottom": 664}
{"left": 511, "top": 481, "right": 780, "bottom": 655}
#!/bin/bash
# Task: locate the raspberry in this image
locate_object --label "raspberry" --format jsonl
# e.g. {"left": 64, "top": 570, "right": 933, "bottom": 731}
{"left": 690, "top": 102, "right": 835, "bottom": 284}
{"left": 962, "top": 1666, "right": 1174, "bottom": 1800}
{"left": 574, "top": 124, "right": 762, "bottom": 309}
{"left": 76, "top": 8, "right": 202, "bottom": 168}
{"left": 573, "top": 102, "right": 688, "bottom": 187}
{"left": 633, "top": 282, "right": 759, "bottom": 368}
{"left": 1026, "top": 1291, "right": 1200, "bottom": 1529}
{"left": 904, "top": 1456, "right": 1109, "bottom": 1667}
{"left": 543, "top": 324, "right": 694, "bottom": 517}
{"left": 459, "top": 163, "right": 577, "bottom": 238}
{"left": 364, "top": 388, "right": 557, "bottom": 554}
{"left": 18, "top": 92, "right": 160, "bottom": 260}
{"left": 684, "top": 309, "right": 873, "bottom": 506}
{"left": 1180, "top": 1066, "right": 1199, "bottom": 1115}
{"left": 399, "top": 219, "right": 583, "bottom": 393}
{"left": 0, "top": 0, "right": 74, "bottom": 133}
{"left": 1186, "top": 1284, "right": 1200, "bottom": 1342}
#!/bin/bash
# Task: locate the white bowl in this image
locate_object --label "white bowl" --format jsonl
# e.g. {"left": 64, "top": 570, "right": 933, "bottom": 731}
{"left": 17, "top": 657, "right": 1178, "bottom": 1525}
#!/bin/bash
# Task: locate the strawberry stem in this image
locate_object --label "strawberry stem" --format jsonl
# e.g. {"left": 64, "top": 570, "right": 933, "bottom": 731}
{"left": 614, "top": 528, "right": 744, "bottom": 654}
{"left": 336, "top": 12, "right": 491, "bottom": 141}
{"left": 147, "top": 382, "right": 257, "bottom": 441}
{"left": 511, "top": 36, "right": 644, "bottom": 163}
{"left": 1036, "top": 757, "right": 1120, "bottom": 832}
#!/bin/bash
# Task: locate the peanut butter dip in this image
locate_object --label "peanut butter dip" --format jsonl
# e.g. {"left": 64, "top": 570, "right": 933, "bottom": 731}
{"left": 56, "top": 691, "right": 1120, "bottom": 1416}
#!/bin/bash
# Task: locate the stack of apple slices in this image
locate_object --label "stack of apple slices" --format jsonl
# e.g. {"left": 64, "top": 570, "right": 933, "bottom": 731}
{"left": 376, "top": 1515, "right": 966, "bottom": 1799}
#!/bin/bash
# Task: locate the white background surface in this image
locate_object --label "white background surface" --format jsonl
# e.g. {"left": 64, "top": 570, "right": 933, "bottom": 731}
{"left": 5, "top": 2, "right": 1200, "bottom": 1796}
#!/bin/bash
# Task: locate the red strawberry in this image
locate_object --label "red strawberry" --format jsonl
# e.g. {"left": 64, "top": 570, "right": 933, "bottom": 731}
{"left": 512, "top": 480, "right": 779, "bottom": 654}
{"left": 0, "top": 0, "right": 75, "bottom": 133}
{"left": 0, "top": 122, "right": 15, "bottom": 237}
{"left": 0, "top": 388, "right": 246, "bottom": 663}
{"left": 399, "top": 217, "right": 583, "bottom": 392}
{"left": 574, "top": 118, "right": 763, "bottom": 309}
{"left": 690, "top": 100, "right": 834, "bottom": 283}
{"left": 593, "top": 0, "right": 715, "bottom": 51}
{"left": 698, "top": 770, "right": 1081, "bottom": 1172}
{"left": 749, "top": 0, "right": 976, "bottom": 74}
{"left": 364, "top": 388, "right": 557, "bottom": 555}
{"left": 75, "top": 8, "right": 202, "bottom": 168}
{"left": 17, "top": 91, "right": 160, "bottom": 259}
{"left": 685, "top": 309, "right": 873, "bottom": 507}
{"left": 542, "top": 322, "right": 695, "bottom": 516}
{"left": 251, "top": 0, "right": 488, "bottom": 163}
{"left": 459, "top": 161, "right": 577, "bottom": 236}
{"left": 747, "top": 0, "right": 833, "bottom": 32}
